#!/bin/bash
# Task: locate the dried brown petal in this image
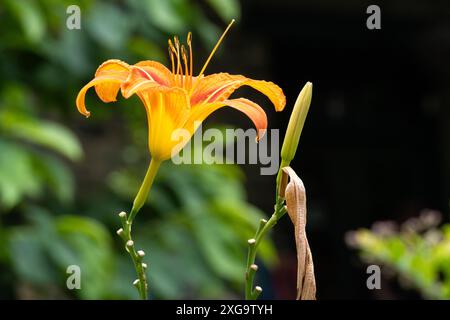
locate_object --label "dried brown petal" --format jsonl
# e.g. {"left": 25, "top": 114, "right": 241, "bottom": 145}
{"left": 281, "top": 167, "right": 316, "bottom": 300}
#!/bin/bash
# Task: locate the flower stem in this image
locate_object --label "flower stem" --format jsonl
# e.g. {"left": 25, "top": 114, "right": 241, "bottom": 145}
{"left": 245, "top": 196, "right": 287, "bottom": 300}
{"left": 117, "top": 158, "right": 161, "bottom": 300}
{"left": 130, "top": 159, "right": 161, "bottom": 222}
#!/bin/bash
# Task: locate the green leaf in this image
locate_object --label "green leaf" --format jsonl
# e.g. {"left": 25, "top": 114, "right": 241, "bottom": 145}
{"left": 56, "top": 215, "right": 112, "bottom": 248}
{"left": 139, "top": 221, "right": 227, "bottom": 299}
{"left": 86, "top": 2, "right": 132, "bottom": 50}
{"left": 54, "top": 215, "right": 115, "bottom": 299}
{"left": 141, "top": 0, "right": 185, "bottom": 33}
{"left": 8, "top": 227, "right": 57, "bottom": 284}
{"left": 5, "top": 0, "right": 46, "bottom": 43}
{"left": 211, "top": 199, "right": 277, "bottom": 266}
{"left": 128, "top": 37, "right": 166, "bottom": 62}
{"left": 32, "top": 154, "right": 75, "bottom": 204}
{"left": 193, "top": 215, "right": 245, "bottom": 283}
{"left": 3, "top": 117, "right": 82, "bottom": 161}
{"left": 40, "top": 29, "right": 90, "bottom": 76}
{"left": 8, "top": 208, "right": 116, "bottom": 299}
{"left": 0, "top": 140, "right": 41, "bottom": 209}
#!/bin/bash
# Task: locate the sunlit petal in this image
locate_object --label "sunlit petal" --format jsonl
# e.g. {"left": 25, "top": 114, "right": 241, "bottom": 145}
{"left": 75, "top": 60, "right": 130, "bottom": 117}
{"left": 94, "top": 59, "right": 130, "bottom": 103}
{"left": 243, "top": 79, "right": 286, "bottom": 112}
{"left": 183, "top": 97, "right": 268, "bottom": 140}
{"left": 135, "top": 60, "right": 174, "bottom": 86}
{"left": 121, "top": 66, "right": 157, "bottom": 99}
{"left": 191, "top": 73, "right": 286, "bottom": 112}
{"left": 138, "top": 87, "right": 190, "bottom": 160}
{"left": 76, "top": 76, "right": 124, "bottom": 117}
{"left": 121, "top": 66, "right": 186, "bottom": 100}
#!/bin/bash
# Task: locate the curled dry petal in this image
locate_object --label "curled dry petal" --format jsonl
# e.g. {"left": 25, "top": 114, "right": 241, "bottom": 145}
{"left": 280, "top": 166, "right": 316, "bottom": 300}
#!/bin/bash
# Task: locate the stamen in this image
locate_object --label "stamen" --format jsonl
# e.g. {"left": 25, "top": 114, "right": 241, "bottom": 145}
{"left": 174, "top": 36, "right": 182, "bottom": 86}
{"left": 168, "top": 48, "right": 175, "bottom": 74}
{"left": 181, "top": 45, "right": 190, "bottom": 89}
{"left": 197, "top": 19, "right": 235, "bottom": 78}
{"left": 187, "top": 32, "right": 193, "bottom": 79}
{"left": 168, "top": 39, "right": 176, "bottom": 81}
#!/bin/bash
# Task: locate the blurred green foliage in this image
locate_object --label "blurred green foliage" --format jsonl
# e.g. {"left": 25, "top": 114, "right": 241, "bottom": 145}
{"left": 348, "top": 210, "right": 450, "bottom": 299}
{"left": 0, "top": 0, "right": 276, "bottom": 300}
{"left": 0, "top": 83, "right": 81, "bottom": 208}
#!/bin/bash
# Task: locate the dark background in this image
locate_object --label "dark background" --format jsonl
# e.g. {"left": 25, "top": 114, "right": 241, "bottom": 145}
{"left": 204, "top": 0, "right": 450, "bottom": 299}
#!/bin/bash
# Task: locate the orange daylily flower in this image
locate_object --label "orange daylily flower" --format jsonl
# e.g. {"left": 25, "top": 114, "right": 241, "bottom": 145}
{"left": 76, "top": 21, "right": 286, "bottom": 161}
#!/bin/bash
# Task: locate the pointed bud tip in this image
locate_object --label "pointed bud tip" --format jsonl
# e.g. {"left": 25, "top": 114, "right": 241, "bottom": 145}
{"left": 302, "top": 82, "right": 313, "bottom": 100}
{"left": 280, "top": 81, "right": 313, "bottom": 163}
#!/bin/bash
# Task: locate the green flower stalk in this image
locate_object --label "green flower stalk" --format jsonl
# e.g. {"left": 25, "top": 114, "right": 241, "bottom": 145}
{"left": 245, "top": 81, "right": 313, "bottom": 300}
{"left": 116, "top": 158, "right": 161, "bottom": 300}
{"left": 129, "top": 159, "right": 161, "bottom": 221}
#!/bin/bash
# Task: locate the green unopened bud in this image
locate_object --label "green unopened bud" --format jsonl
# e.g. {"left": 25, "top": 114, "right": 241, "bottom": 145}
{"left": 280, "top": 82, "right": 313, "bottom": 165}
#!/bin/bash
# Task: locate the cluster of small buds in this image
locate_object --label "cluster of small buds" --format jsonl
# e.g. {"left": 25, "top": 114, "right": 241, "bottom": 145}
{"left": 247, "top": 236, "right": 262, "bottom": 298}
{"left": 117, "top": 211, "right": 149, "bottom": 287}
{"left": 244, "top": 216, "right": 272, "bottom": 298}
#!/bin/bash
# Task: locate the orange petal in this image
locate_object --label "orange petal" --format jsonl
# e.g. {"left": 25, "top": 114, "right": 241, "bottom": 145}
{"left": 190, "top": 73, "right": 243, "bottom": 105}
{"left": 135, "top": 60, "right": 174, "bottom": 86}
{"left": 94, "top": 60, "right": 130, "bottom": 102}
{"left": 191, "top": 73, "right": 286, "bottom": 112}
{"left": 140, "top": 86, "right": 190, "bottom": 127}
{"left": 76, "top": 76, "right": 125, "bottom": 117}
{"left": 121, "top": 66, "right": 157, "bottom": 99}
{"left": 183, "top": 98, "right": 268, "bottom": 140}
{"left": 121, "top": 66, "right": 184, "bottom": 99}
{"left": 243, "top": 79, "right": 286, "bottom": 112}
{"left": 76, "top": 60, "right": 130, "bottom": 117}
{"left": 138, "top": 86, "right": 191, "bottom": 161}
